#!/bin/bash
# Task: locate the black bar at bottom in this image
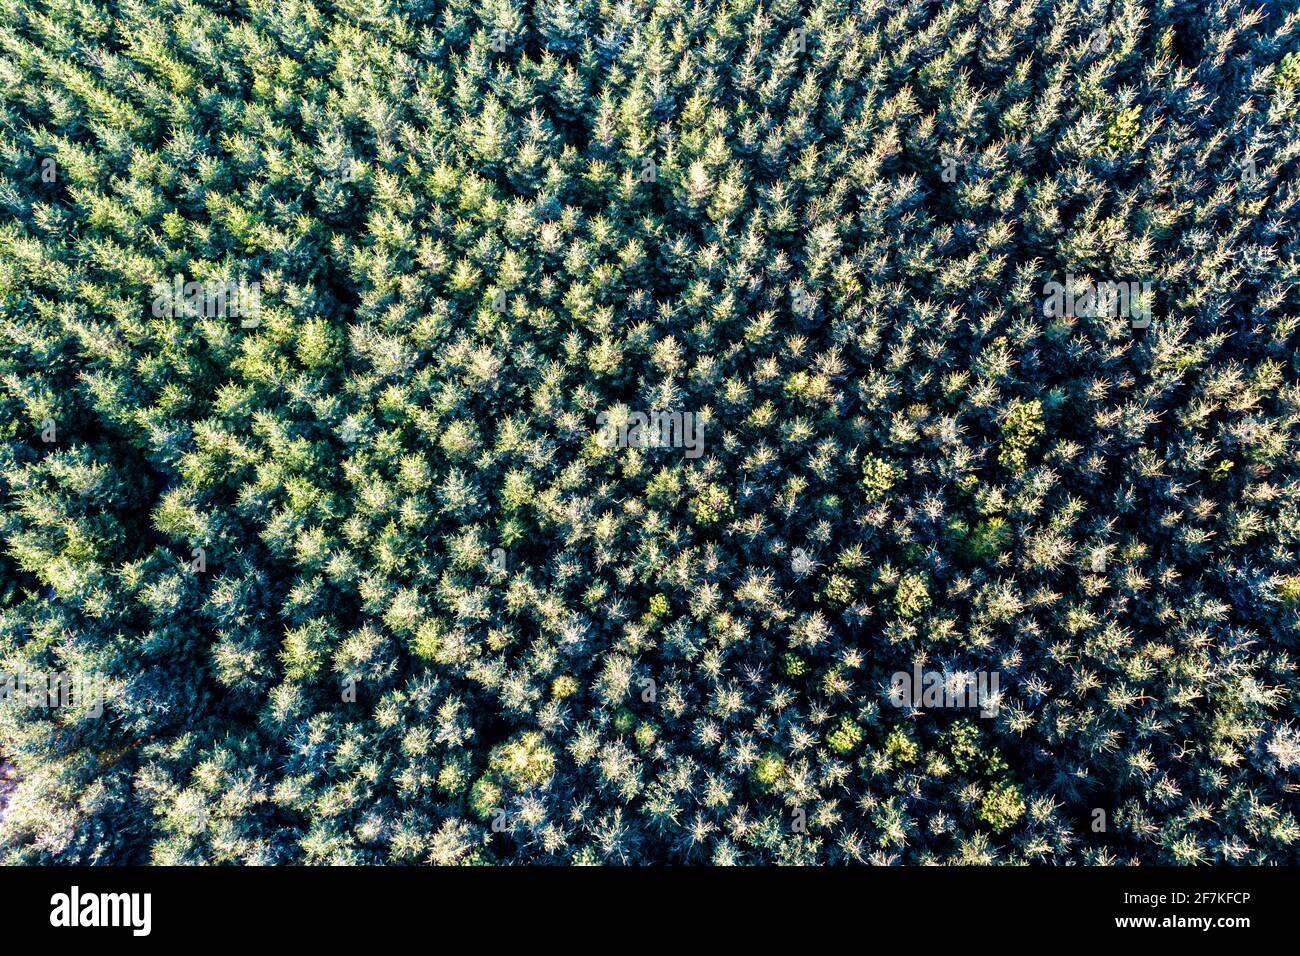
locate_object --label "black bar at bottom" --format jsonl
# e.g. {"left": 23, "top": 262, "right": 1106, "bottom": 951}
{"left": 0, "top": 865, "right": 1283, "bottom": 943}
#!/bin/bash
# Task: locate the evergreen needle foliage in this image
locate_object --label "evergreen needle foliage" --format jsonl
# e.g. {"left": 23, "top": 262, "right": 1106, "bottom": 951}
{"left": 0, "top": 0, "right": 1298, "bottom": 865}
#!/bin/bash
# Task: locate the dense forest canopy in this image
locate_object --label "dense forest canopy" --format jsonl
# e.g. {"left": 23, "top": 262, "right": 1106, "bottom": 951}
{"left": 0, "top": 0, "right": 1298, "bottom": 864}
